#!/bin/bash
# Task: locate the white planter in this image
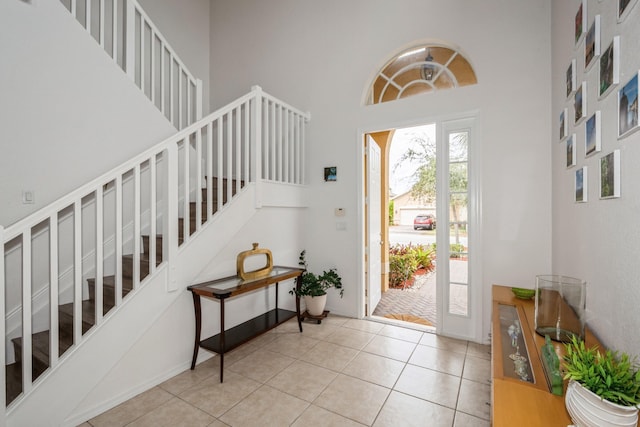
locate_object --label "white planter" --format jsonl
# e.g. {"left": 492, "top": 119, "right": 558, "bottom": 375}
{"left": 304, "top": 294, "right": 327, "bottom": 316}
{"left": 565, "top": 380, "right": 639, "bottom": 427}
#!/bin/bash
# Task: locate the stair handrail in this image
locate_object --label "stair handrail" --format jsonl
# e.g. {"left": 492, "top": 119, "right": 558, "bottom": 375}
{"left": 60, "top": 0, "right": 203, "bottom": 128}
{"left": 3, "top": 87, "right": 309, "bottom": 240}
{"left": 1, "top": 86, "right": 309, "bottom": 409}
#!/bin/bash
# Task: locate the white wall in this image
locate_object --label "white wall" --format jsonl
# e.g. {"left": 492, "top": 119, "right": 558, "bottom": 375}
{"left": 0, "top": 0, "right": 176, "bottom": 227}
{"left": 137, "top": 0, "right": 211, "bottom": 114}
{"left": 210, "top": 0, "right": 553, "bottom": 340}
{"left": 67, "top": 205, "right": 304, "bottom": 425}
{"left": 551, "top": 1, "right": 640, "bottom": 356}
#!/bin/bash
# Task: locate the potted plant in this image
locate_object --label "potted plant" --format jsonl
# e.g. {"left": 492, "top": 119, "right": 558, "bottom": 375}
{"left": 563, "top": 335, "right": 640, "bottom": 426}
{"left": 289, "top": 250, "right": 343, "bottom": 316}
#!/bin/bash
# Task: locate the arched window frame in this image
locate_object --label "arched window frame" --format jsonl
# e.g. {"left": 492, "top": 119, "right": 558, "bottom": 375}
{"left": 367, "top": 44, "right": 477, "bottom": 105}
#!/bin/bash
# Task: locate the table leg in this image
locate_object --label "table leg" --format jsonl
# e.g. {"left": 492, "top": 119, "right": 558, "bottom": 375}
{"left": 295, "top": 276, "right": 303, "bottom": 333}
{"left": 190, "top": 292, "right": 202, "bottom": 370}
{"left": 275, "top": 281, "right": 279, "bottom": 323}
{"left": 219, "top": 297, "right": 225, "bottom": 382}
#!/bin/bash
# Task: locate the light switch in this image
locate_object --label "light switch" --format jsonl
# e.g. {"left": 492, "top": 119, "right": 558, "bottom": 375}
{"left": 22, "top": 190, "right": 35, "bottom": 204}
{"left": 335, "top": 208, "right": 345, "bottom": 217}
{"left": 336, "top": 221, "right": 347, "bottom": 231}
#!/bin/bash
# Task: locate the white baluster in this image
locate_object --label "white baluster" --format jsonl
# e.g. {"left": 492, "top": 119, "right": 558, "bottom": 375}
{"left": 133, "top": 164, "right": 141, "bottom": 288}
{"left": 182, "top": 136, "right": 189, "bottom": 242}
{"left": 115, "top": 175, "right": 123, "bottom": 306}
{"left": 235, "top": 106, "right": 241, "bottom": 194}
{"left": 49, "top": 215, "right": 59, "bottom": 368}
{"left": 73, "top": 201, "right": 82, "bottom": 349}
{"left": 149, "top": 154, "right": 157, "bottom": 274}
{"left": 95, "top": 186, "right": 104, "bottom": 323}
{"left": 165, "top": 144, "right": 178, "bottom": 292}
{"left": 195, "top": 129, "right": 202, "bottom": 230}
{"left": 217, "top": 118, "right": 223, "bottom": 213}
{"left": 22, "top": 229, "right": 33, "bottom": 394}
{"left": 124, "top": 0, "right": 135, "bottom": 80}
{"left": 206, "top": 122, "right": 213, "bottom": 221}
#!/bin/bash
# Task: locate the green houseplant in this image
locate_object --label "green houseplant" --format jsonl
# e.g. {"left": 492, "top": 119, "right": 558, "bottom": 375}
{"left": 563, "top": 335, "right": 640, "bottom": 426}
{"left": 290, "top": 250, "right": 343, "bottom": 316}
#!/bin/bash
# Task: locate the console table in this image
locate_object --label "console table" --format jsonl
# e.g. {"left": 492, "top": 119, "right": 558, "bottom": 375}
{"left": 188, "top": 266, "right": 304, "bottom": 381}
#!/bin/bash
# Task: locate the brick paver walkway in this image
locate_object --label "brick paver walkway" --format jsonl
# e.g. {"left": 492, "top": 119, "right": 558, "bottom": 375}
{"left": 372, "top": 260, "right": 469, "bottom": 327}
{"left": 372, "top": 271, "right": 436, "bottom": 326}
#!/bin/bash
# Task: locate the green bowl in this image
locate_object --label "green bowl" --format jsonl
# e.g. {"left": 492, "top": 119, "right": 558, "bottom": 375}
{"left": 511, "top": 287, "right": 536, "bottom": 300}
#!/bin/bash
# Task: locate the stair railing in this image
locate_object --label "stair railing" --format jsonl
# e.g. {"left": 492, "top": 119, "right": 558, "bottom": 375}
{"left": 1, "top": 86, "right": 309, "bottom": 409}
{"left": 60, "top": 0, "right": 203, "bottom": 128}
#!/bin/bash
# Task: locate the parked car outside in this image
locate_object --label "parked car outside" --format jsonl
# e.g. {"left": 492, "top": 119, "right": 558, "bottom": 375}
{"left": 413, "top": 214, "right": 436, "bottom": 230}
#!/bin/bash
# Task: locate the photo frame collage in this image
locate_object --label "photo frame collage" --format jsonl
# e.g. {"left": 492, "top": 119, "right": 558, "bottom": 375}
{"left": 563, "top": 0, "right": 637, "bottom": 203}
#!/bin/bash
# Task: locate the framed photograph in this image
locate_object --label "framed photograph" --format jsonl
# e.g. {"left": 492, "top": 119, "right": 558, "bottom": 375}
{"left": 324, "top": 166, "right": 337, "bottom": 182}
{"left": 566, "top": 134, "right": 576, "bottom": 168}
{"left": 600, "top": 150, "right": 621, "bottom": 199}
{"left": 575, "top": 166, "right": 588, "bottom": 203}
{"left": 575, "top": 0, "right": 587, "bottom": 45}
{"left": 585, "top": 15, "right": 601, "bottom": 71}
{"left": 585, "top": 111, "right": 602, "bottom": 157}
{"left": 567, "top": 59, "right": 577, "bottom": 98}
{"left": 599, "top": 36, "right": 620, "bottom": 99}
{"left": 619, "top": 0, "right": 638, "bottom": 22}
{"left": 575, "top": 82, "right": 587, "bottom": 124}
{"left": 618, "top": 72, "right": 639, "bottom": 138}
{"left": 560, "top": 108, "right": 568, "bottom": 141}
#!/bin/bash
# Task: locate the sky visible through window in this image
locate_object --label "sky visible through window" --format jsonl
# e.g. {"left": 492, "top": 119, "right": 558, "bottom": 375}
{"left": 389, "top": 123, "right": 435, "bottom": 196}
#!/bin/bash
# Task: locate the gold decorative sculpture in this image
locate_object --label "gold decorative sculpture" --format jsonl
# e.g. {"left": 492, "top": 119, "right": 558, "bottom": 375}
{"left": 237, "top": 243, "right": 273, "bottom": 281}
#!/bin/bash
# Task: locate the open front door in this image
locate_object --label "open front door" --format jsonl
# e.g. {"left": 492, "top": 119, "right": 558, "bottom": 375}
{"left": 366, "top": 136, "right": 382, "bottom": 315}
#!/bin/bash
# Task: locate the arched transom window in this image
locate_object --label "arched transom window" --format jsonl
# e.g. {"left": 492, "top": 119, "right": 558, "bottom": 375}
{"left": 368, "top": 44, "right": 477, "bottom": 105}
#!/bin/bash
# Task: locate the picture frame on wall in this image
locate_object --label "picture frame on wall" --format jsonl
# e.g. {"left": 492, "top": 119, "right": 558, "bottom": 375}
{"left": 585, "top": 15, "right": 601, "bottom": 71}
{"left": 600, "top": 150, "right": 621, "bottom": 199}
{"left": 586, "top": 111, "right": 602, "bottom": 157}
{"left": 560, "top": 108, "right": 568, "bottom": 141}
{"left": 566, "top": 134, "right": 576, "bottom": 168}
{"left": 599, "top": 36, "right": 620, "bottom": 99}
{"left": 618, "top": 72, "right": 639, "bottom": 138}
{"left": 618, "top": 0, "right": 638, "bottom": 22}
{"left": 567, "top": 59, "right": 577, "bottom": 98}
{"left": 575, "top": 82, "right": 587, "bottom": 124}
{"left": 324, "top": 166, "right": 337, "bottom": 182}
{"left": 575, "top": 0, "right": 587, "bottom": 45}
{"left": 575, "top": 166, "right": 588, "bottom": 203}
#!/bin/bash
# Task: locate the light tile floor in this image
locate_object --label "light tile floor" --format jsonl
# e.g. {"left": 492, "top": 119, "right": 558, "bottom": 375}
{"left": 80, "top": 316, "right": 492, "bottom": 427}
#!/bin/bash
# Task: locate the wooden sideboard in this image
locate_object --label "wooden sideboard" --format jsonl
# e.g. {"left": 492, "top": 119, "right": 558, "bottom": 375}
{"left": 491, "top": 285, "right": 603, "bottom": 426}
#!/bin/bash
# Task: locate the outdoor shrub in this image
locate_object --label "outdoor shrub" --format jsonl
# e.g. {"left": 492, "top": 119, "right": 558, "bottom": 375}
{"left": 389, "top": 252, "right": 418, "bottom": 287}
{"left": 409, "top": 245, "right": 435, "bottom": 272}
{"left": 450, "top": 243, "right": 465, "bottom": 258}
{"left": 388, "top": 243, "right": 434, "bottom": 287}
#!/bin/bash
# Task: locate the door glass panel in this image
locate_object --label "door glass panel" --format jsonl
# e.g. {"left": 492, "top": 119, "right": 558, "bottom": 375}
{"left": 447, "top": 130, "right": 469, "bottom": 317}
{"left": 449, "top": 283, "right": 468, "bottom": 316}
{"left": 449, "top": 132, "right": 468, "bottom": 162}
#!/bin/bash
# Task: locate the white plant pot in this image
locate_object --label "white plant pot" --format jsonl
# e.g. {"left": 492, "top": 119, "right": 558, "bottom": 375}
{"left": 565, "top": 380, "right": 639, "bottom": 427}
{"left": 304, "top": 294, "right": 327, "bottom": 316}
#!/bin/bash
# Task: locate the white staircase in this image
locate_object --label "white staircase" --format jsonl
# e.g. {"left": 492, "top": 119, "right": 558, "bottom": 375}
{"left": 1, "top": 2, "right": 310, "bottom": 425}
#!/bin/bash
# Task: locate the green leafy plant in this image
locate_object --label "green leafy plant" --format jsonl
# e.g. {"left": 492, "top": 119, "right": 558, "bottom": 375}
{"left": 389, "top": 252, "right": 418, "bottom": 288}
{"left": 563, "top": 335, "right": 640, "bottom": 406}
{"left": 388, "top": 243, "right": 434, "bottom": 288}
{"left": 449, "top": 243, "right": 466, "bottom": 258}
{"left": 289, "top": 250, "right": 343, "bottom": 298}
{"left": 410, "top": 244, "right": 435, "bottom": 272}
